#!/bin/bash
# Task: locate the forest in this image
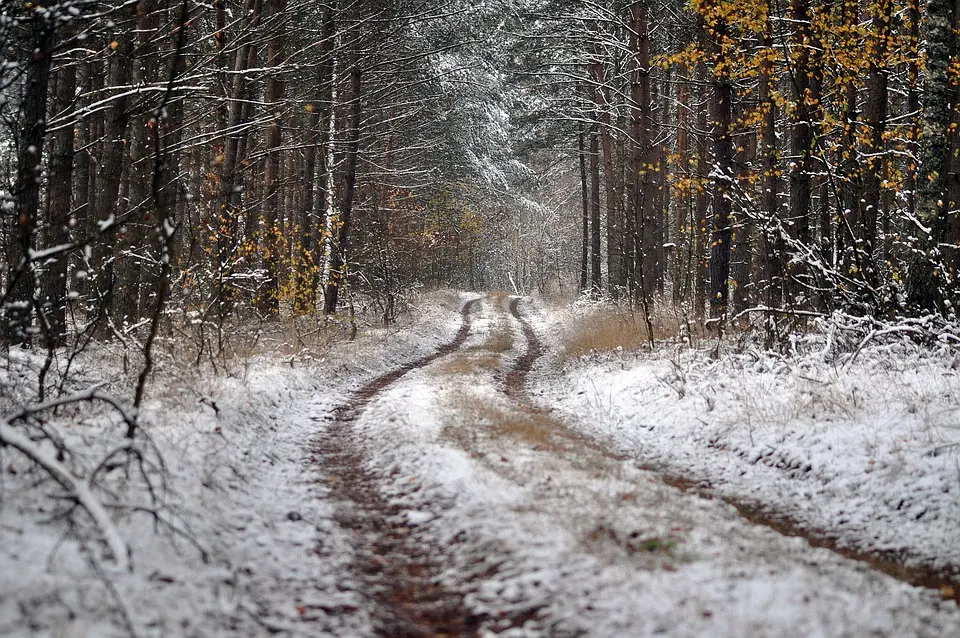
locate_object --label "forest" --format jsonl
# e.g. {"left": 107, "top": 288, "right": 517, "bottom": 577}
{"left": 3, "top": 1, "right": 960, "bottom": 636}
{"left": 4, "top": 0, "right": 960, "bottom": 347}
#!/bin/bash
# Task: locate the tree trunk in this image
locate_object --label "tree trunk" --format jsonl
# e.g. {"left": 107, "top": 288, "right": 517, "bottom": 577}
{"left": 708, "top": 13, "right": 734, "bottom": 323}
{"left": 591, "top": 50, "right": 620, "bottom": 297}
{"left": 694, "top": 64, "right": 709, "bottom": 319}
{"left": 935, "top": 0, "right": 960, "bottom": 281}
{"left": 732, "top": 103, "right": 755, "bottom": 315}
{"left": 787, "top": 0, "right": 813, "bottom": 308}
{"left": 630, "top": 1, "right": 656, "bottom": 302}
{"left": 216, "top": 0, "right": 263, "bottom": 313}
{"left": 858, "top": 0, "right": 892, "bottom": 293}
{"left": 905, "top": 0, "right": 922, "bottom": 223}
{"left": 589, "top": 120, "right": 602, "bottom": 296}
{"left": 906, "top": 0, "right": 960, "bottom": 308}
{"left": 759, "top": 10, "right": 781, "bottom": 311}
{"left": 300, "top": 5, "right": 335, "bottom": 311}
{"left": 324, "top": 63, "right": 363, "bottom": 314}
{"left": 261, "top": 0, "right": 288, "bottom": 314}
{"left": 112, "top": 0, "right": 160, "bottom": 328}
{"left": 578, "top": 125, "right": 589, "bottom": 293}
{"left": 837, "top": 0, "right": 860, "bottom": 283}
{"left": 4, "top": 10, "right": 54, "bottom": 345}
{"left": 674, "top": 80, "right": 690, "bottom": 305}
{"left": 91, "top": 11, "right": 135, "bottom": 335}
{"left": 40, "top": 32, "right": 77, "bottom": 347}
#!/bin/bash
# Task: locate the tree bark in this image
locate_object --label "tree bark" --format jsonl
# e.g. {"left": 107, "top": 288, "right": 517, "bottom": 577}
{"left": 324, "top": 62, "right": 363, "bottom": 314}
{"left": 216, "top": 0, "right": 263, "bottom": 313}
{"left": 858, "top": 0, "right": 892, "bottom": 292}
{"left": 578, "top": 125, "right": 589, "bottom": 293}
{"left": 40, "top": 31, "right": 78, "bottom": 347}
{"left": 261, "top": 0, "right": 288, "bottom": 314}
{"left": 708, "top": 12, "right": 734, "bottom": 323}
{"left": 112, "top": 0, "right": 161, "bottom": 328}
{"left": 934, "top": 0, "right": 960, "bottom": 281}
{"left": 694, "top": 64, "right": 709, "bottom": 319}
{"left": 591, "top": 48, "right": 620, "bottom": 296}
{"left": 91, "top": 10, "right": 135, "bottom": 335}
{"left": 589, "top": 120, "right": 602, "bottom": 296}
{"left": 630, "top": 1, "right": 656, "bottom": 302}
{"left": 837, "top": 0, "right": 860, "bottom": 282}
{"left": 759, "top": 10, "right": 781, "bottom": 311}
{"left": 905, "top": 0, "right": 922, "bottom": 223}
{"left": 299, "top": 5, "right": 335, "bottom": 311}
{"left": 5, "top": 9, "right": 54, "bottom": 345}
{"left": 787, "top": 0, "right": 814, "bottom": 308}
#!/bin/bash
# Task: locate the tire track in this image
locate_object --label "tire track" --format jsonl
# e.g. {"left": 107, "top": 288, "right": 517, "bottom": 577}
{"left": 506, "top": 297, "right": 629, "bottom": 462}
{"left": 651, "top": 470, "right": 960, "bottom": 604}
{"left": 510, "top": 298, "right": 960, "bottom": 605}
{"left": 314, "top": 298, "right": 481, "bottom": 637}
{"left": 505, "top": 297, "right": 543, "bottom": 399}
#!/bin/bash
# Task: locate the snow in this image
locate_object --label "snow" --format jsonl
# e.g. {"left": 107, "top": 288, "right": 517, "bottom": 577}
{"left": 341, "top": 296, "right": 960, "bottom": 635}
{"left": 3, "top": 291, "right": 960, "bottom": 636}
{"left": 0, "top": 290, "right": 470, "bottom": 637}
{"left": 535, "top": 303, "right": 960, "bottom": 572}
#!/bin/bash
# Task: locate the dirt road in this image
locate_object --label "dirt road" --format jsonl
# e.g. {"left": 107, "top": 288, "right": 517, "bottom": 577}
{"left": 315, "top": 293, "right": 960, "bottom": 636}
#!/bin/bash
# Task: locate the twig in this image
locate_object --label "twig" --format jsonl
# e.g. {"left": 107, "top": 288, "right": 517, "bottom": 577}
{"left": 5, "top": 386, "right": 139, "bottom": 437}
{"left": 842, "top": 325, "right": 926, "bottom": 371}
{"left": 0, "top": 422, "right": 130, "bottom": 571}
{"left": 79, "top": 534, "right": 140, "bottom": 638}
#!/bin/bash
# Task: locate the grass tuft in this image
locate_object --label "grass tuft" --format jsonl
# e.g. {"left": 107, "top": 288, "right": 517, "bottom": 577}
{"left": 562, "top": 309, "right": 652, "bottom": 359}
{"left": 562, "top": 305, "right": 710, "bottom": 359}
{"left": 443, "top": 392, "right": 561, "bottom": 449}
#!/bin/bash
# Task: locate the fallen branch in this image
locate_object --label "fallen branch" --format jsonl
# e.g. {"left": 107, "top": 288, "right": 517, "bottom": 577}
{"left": 0, "top": 422, "right": 131, "bottom": 571}
{"left": 6, "top": 386, "right": 140, "bottom": 439}
{"left": 842, "top": 325, "right": 927, "bottom": 370}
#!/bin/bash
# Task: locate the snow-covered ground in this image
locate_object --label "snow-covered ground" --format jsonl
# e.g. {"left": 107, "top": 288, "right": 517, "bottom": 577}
{"left": 535, "top": 301, "right": 960, "bottom": 576}
{"left": 0, "top": 291, "right": 469, "bottom": 637}
{"left": 344, "top": 294, "right": 960, "bottom": 636}
{"left": 3, "top": 291, "right": 960, "bottom": 637}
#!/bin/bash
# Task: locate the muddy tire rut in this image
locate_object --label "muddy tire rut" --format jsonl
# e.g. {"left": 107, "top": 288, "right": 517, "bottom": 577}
{"left": 310, "top": 295, "right": 959, "bottom": 636}
{"left": 314, "top": 299, "right": 481, "bottom": 637}
{"left": 504, "top": 297, "right": 543, "bottom": 399}
{"left": 507, "top": 298, "right": 960, "bottom": 607}
{"left": 505, "top": 297, "right": 628, "bottom": 462}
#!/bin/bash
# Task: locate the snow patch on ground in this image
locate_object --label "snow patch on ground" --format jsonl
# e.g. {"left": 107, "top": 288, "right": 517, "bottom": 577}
{"left": 7, "top": 292, "right": 960, "bottom": 636}
{"left": 347, "top": 296, "right": 960, "bottom": 636}
{"left": 0, "top": 290, "right": 468, "bottom": 637}
{"left": 534, "top": 302, "right": 960, "bottom": 571}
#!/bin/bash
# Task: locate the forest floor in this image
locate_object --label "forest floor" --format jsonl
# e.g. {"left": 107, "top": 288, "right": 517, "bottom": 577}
{"left": 3, "top": 291, "right": 960, "bottom": 636}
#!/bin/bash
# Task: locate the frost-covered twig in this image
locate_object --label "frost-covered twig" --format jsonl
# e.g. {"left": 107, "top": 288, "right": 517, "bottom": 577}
{"left": 79, "top": 532, "right": 139, "bottom": 638}
{"left": 843, "top": 325, "right": 928, "bottom": 370}
{"left": 0, "top": 422, "right": 130, "bottom": 571}
{"left": 6, "top": 386, "right": 139, "bottom": 438}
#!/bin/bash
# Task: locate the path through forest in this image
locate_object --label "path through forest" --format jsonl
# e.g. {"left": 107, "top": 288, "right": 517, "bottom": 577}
{"left": 312, "top": 293, "right": 960, "bottom": 637}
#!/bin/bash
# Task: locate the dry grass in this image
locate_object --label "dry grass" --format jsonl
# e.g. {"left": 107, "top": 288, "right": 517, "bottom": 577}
{"left": 563, "top": 309, "right": 653, "bottom": 359}
{"left": 486, "top": 290, "right": 513, "bottom": 301}
{"left": 440, "top": 421, "right": 480, "bottom": 451}
{"left": 475, "top": 327, "right": 514, "bottom": 354}
{"left": 435, "top": 354, "right": 501, "bottom": 376}
{"left": 434, "top": 320, "right": 512, "bottom": 375}
{"left": 492, "top": 406, "right": 557, "bottom": 447}
{"left": 462, "top": 315, "right": 515, "bottom": 358}
{"left": 169, "top": 312, "right": 347, "bottom": 369}
{"left": 562, "top": 306, "right": 710, "bottom": 359}
{"left": 481, "top": 292, "right": 516, "bottom": 351}
{"left": 444, "top": 392, "right": 563, "bottom": 450}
